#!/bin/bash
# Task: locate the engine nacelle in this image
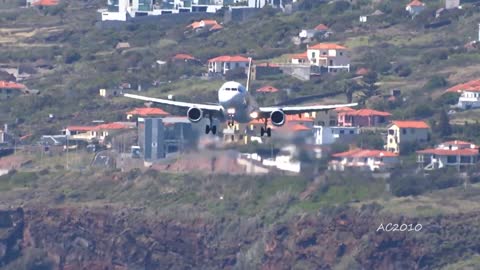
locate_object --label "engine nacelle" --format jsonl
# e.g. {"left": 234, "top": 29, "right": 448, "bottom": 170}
{"left": 270, "top": 110, "right": 285, "bottom": 126}
{"left": 187, "top": 107, "right": 203, "bottom": 123}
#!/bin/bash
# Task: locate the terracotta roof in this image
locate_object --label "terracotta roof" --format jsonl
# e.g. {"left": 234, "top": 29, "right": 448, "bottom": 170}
{"left": 127, "top": 107, "right": 170, "bottom": 116}
{"left": 288, "top": 124, "right": 311, "bottom": 132}
{"left": 335, "top": 107, "right": 355, "bottom": 112}
{"left": 32, "top": 0, "right": 59, "bottom": 6}
{"left": 407, "top": 0, "right": 425, "bottom": 7}
{"left": 210, "top": 24, "right": 223, "bottom": 31}
{"left": 355, "top": 68, "right": 369, "bottom": 76}
{"left": 172, "top": 53, "right": 196, "bottom": 61}
{"left": 308, "top": 43, "right": 347, "bottom": 50}
{"left": 314, "top": 24, "right": 329, "bottom": 31}
{"left": 417, "top": 148, "right": 479, "bottom": 156}
{"left": 391, "top": 120, "right": 429, "bottom": 129}
{"left": 445, "top": 79, "right": 480, "bottom": 93}
{"left": 187, "top": 20, "right": 219, "bottom": 29}
{"left": 257, "top": 85, "right": 279, "bottom": 93}
{"left": 208, "top": 55, "right": 249, "bottom": 63}
{"left": 441, "top": 140, "right": 477, "bottom": 147}
{"left": 290, "top": 52, "right": 308, "bottom": 60}
{"left": 0, "top": 81, "right": 26, "bottom": 89}
{"left": 344, "top": 109, "right": 391, "bottom": 117}
{"left": 201, "top": 19, "right": 218, "bottom": 25}
{"left": 94, "top": 122, "right": 132, "bottom": 131}
{"left": 333, "top": 149, "right": 398, "bottom": 158}
{"left": 67, "top": 126, "right": 96, "bottom": 132}
{"left": 286, "top": 114, "right": 314, "bottom": 122}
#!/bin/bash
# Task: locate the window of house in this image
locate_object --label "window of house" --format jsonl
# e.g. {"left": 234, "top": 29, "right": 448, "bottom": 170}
{"left": 388, "top": 129, "right": 395, "bottom": 135}
{"left": 311, "top": 52, "right": 316, "bottom": 58}
{"left": 349, "top": 130, "right": 354, "bottom": 134}
{"left": 389, "top": 138, "right": 393, "bottom": 143}
{"left": 402, "top": 129, "right": 406, "bottom": 135}
{"left": 460, "top": 156, "right": 471, "bottom": 163}
{"left": 339, "top": 52, "right": 343, "bottom": 56}
{"left": 322, "top": 51, "right": 327, "bottom": 55}
{"left": 329, "top": 60, "right": 333, "bottom": 65}
{"left": 340, "top": 130, "right": 345, "bottom": 134}
{"left": 447, "top": 156, "right": 457, "bottom": 163}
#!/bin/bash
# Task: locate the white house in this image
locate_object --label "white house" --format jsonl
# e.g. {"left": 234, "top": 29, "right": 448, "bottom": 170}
{"left": 299, "top": 24, "right": 330, "bottom": 39}
{"left": 329, "top": 149, "right": 399, "bottom": 172}
{"left": 313, "top": 126, "right": 359, "bottom": 145}
{"left": 417, "top": 140, "right": 479, "bottom": 170}
{"left": 456, "top": 89, "right": 480, "bottom": 109}
{"left": 208, "top": 55, "right": 250, "bottom": 74}
{"left": 406, "top": 0, "right": 426, "bottom": 16}
{"left": 306, "top": 43, "right": 350, "bottom": 72}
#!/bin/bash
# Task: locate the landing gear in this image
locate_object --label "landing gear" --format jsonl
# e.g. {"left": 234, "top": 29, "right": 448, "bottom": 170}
{"left": 205, "top": 114, "right": 217, "bottom": 135}
{"left": 205, "top": 125, "right": 217, "bottom": 135}
{"left": 260, "top": 118, "right": 272, "bottom": 137}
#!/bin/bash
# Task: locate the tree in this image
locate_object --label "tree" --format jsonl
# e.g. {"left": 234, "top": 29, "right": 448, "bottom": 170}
{"left": 437, "top": 110, "right": 452, "bottom": 138}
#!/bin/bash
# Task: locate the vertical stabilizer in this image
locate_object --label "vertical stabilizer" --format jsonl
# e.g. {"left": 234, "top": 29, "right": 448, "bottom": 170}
{"left": 246, "top": 57, "right": 252, "bottom": 92}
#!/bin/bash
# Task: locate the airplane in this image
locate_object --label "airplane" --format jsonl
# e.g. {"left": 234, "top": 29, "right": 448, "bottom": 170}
{"left": 124, "top": 58, "right": 357, "bottom": 137}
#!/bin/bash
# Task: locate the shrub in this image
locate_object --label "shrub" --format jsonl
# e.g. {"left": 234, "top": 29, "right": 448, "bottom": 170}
{"left": 424, "top": 76, "right": 447, "bottom": 90}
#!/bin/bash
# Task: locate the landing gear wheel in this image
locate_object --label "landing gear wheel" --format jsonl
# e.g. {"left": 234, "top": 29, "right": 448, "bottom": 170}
{"left": 267, "top": 127, "right": 271, "bottom": 137}
{"left": 205, "top": 125, "right": 211, "bottom": 134}
{"left": 211, "top": 125, "right": 217, "bottom": 135}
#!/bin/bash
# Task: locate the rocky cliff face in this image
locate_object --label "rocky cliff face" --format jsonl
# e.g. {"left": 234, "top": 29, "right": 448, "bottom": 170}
{"left": 1, "top": 207, "right": 480, "bottom": 269}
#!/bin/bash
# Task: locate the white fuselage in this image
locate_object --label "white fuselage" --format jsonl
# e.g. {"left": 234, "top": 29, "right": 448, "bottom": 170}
{"left": 218, "top": 81, "right": 256, "bottom": 123}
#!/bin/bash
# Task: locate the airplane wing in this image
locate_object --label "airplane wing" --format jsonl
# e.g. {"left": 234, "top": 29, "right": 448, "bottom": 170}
{"left": 258, "top": 103, "right": 358, "bottom": 115}
{"left": 124, "top": 93, "right": 224, "bottom": 112}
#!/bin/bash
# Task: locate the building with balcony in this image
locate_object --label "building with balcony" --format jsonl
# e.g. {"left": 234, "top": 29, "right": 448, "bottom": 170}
{"left": 207, "top": 55, "right": 249, "bottom": 75}
{"left": 329, "top": 149, "right": 399, "bottom": 172}
{"left": 386, "top": 120, "right": 430, "bottom": 154}
{"left": 417, "top": 140, "right": 480, "bottom": 170}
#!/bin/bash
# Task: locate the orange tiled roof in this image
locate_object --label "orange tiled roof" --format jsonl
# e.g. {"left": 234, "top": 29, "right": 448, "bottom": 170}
{"left": 210, "top": 24, "right": 223, "bottom": 31}
{"left": 32, "top": 0, "right": 59, "bottom": 6}
{"left": 335, "top": 107, "right": 355, "bottom": 112}
{"left": 441, "top": 140, "right": 477, "bottom": 147}
{"left": 291, "top": 52, "right": 308, "bottom": 60}
{"left": 208, "top": 55, "right": 249, "bottom": 63}
{"left": 407, "top": 0, "right": 425, "bottom": 7}
{"left": 288, "top": 123, "right": 311, "bottom": 132}
{"left": 417, "top": 148, "right": 479, "bottom": 156}
{"left": 127, "top": 108, "right": 170, "bottom": 116}
{"left": 314, "top": 24, "right": 329, "bottom": 31}
{"left": 67, "top": 126, "right": 96, "bottom": 132}
{"left": 391, "top": 120, "right": 429, "bottom": 129}
{"left": 187, "top": 20, "right": 219, "bottom": 29}
{"left": 95, "top": 122, "right": 132, "bottom": 131}
{"left": 333, "top": 149, "right": 398, "bottom": 158}
{"left": 0, "top": 81, "right": 25, "bottom": 89}
{"left": 172, "top": 53, "right": 195, "bottom": 61}
{"left": 286, "top": 114, "right": 314, "bottom": 122}
{"left": 355, "top": 67, "right": 369, "bottom": 76}
{"left": 445, "top": 79, "right": 480, "bottom": 93}
{"left": 201, "top": 19, "right": 218, "bottom": 25}
{"left": 257, "top": 85, "right": 279, "bottom": 93}
{"left": 308, "top": 43, "right": 347, "bottom": 50}
{"left": 345, "top": 109, "right": 391, "bottom": 117}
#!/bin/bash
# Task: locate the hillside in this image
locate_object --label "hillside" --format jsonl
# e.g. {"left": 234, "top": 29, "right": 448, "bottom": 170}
{"left": 2, "top": 0, "right": 480, "bottom": 268}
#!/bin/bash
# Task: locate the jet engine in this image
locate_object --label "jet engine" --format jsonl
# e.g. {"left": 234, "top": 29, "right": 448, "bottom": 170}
{"left": 270, "top": 110, "right": 285, "bottom": 126}
{"left": 187, "top": 107, "right": 203, "bottom": 123}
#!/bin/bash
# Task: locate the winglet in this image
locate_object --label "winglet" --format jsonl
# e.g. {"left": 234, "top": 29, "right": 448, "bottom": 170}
{"left": 246, "top": 57, "right": 252, "bottom": 92}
